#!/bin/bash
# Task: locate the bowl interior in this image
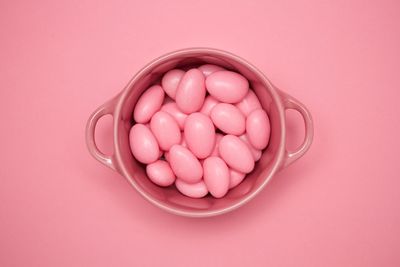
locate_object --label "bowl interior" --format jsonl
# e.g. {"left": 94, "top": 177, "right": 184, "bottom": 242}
{"left": 115, "top": 49, "right": 284, "bottom": 216}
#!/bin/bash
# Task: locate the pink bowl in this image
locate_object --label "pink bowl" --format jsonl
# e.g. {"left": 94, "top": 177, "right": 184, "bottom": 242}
{"left": 85, "top": 48, "right": 313, "bottom": 217}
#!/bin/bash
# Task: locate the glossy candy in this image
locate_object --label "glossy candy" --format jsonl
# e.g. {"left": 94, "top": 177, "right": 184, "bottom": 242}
{"left": 129, "top": 124, "right": 160, "bottom": 164}
{"left": 133, "top": 85, "right": 164, "bottom": 123}
{"left": 236, "top": 90, "right": 262, "bottom": 117}
{"left": 161, "top": 101, "right": 188, "bottom": 130}
{"left": 129, "top": 65, "right": 271, "bottom": 198}
{"left": 211, "top": 103, "right": 245, "bottom": 135}
{"left": 203, "top": 157, "right": 230, "bottom": 198}
{"left": 198, "top": 64, "right": 224, "bottom": 77}
{"left": 206, "top": 71, "right": 249, "bottom": 103}
{"left": 161, "top": 69, "right": 184, "bottom": 99}
{"left": 146, "top": 160, "right": 175, "bottom": 186}
{"left": 219, "top": 135, "right": 254, "bottom": 173}
{"left": 184, "top": 113, "right": 216, "bottom": 159}
{"left": 150, "top": 111, "right": 181, "bottom": 151}
{"left": 246, "top": 109, "right": 270, "bottom": 150}
{"left": 175, "top": 69, "right": 206, "bottom": 114}
{"left": 169, "top": 145, "right": 203, "bottom": 183}
{"left": 175, "top": 179, "right": 208, "bottom": 198}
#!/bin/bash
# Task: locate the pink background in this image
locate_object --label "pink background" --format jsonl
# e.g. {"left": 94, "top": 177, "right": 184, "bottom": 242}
{"left": 1, "top": 0, "right": 399, "bottom": 266}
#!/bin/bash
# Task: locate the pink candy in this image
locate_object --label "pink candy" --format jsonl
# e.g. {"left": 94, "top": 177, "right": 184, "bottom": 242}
{"left": 146, "top": 160, "right": 175, "bottom": 187}
{"left": 161, "top": 69, "right": 184, "bottom": 99}
{"left": 203, "top": 157, "right": 230, "bottom": 198}
{"left": 150, "top": 111, "right": 181, "bottom": 151}
{"left": 184, "top": 113, "right": 215, "bottom": 159}
{"left": 129, "top": 124, "right": 160, "bottom": 164}
{"left": 175, "top": 179, "right": 208, "bottom": 198}
{"left": 175, "top": 69, "right": 206, "bottom": 114}
{"left": 246, "top": 109, "right": 270, "bottom": 150}
{"left": 211, "top": 103, "right": 245, "bottom": 135}
{"left": 206, "top": 70, "right": 249, "bottom": 103}
{"left": 219, "top": 135, "right": 254, "bottom": 173}
{"left": 130, "top": 64, "right": 271, "bottom": 198}
{"left": 133, "top": 85, "right": 164, "bottom": 123}
{"left": 169, "top": 145, "right": 203, "bottom": 183}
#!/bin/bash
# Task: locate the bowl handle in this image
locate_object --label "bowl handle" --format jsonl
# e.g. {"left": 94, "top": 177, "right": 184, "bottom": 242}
{"left": 278, "top": 90, "right": 314, "bottom": 168}
{"left": 85, "top": 96, "right": 119, "bottom": 171}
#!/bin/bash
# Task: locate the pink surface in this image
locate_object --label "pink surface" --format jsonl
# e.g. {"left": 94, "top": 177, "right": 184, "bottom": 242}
{"left": 0, "top": 0, "right": 399, "bottom": 266}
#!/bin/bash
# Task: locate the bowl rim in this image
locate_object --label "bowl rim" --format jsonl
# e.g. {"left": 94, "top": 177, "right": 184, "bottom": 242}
{"left": 112, "top": 47, "right": 287, "bottom": 217}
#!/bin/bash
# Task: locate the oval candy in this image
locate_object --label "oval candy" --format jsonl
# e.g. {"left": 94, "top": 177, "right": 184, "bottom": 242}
{"left": 146, "top": 160, "right": 176, "bottom": 187}
{"left": 133, "top": 85, "right": 165, "bottom": 123}
{"left": 129, "top": 124, "right": 160, "bottom": 164}
{"left": 203, "top": 157, "right": 230, "bottom": 198}
{"left": 175, "top": 69, "right": 206, "bottom": 114}
{"left": 175, "top": 179, "right": 208, "bottom": 198}
{"left": 150, "top": 111, "right": 181, "bottom": 151}
{"left": 169, "top": 145, "right": 203, "bottom": 183}
{"left": 246, "top": 109, "right": 270, "bottom": 150}
{"left": 211, "top": 103, "right": 245, "bottom": 135}
{"left": 184, "top": 113, "right": 216, "bottom": 159}
{"left": 219, "top": 135, "right": 254, "bottom": 173}
{"left": 206, "top": 71, "right": 249, "bottom": 103}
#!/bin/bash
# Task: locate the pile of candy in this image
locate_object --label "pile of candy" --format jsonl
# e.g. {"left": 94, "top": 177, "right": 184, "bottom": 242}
{"left": 129, "top": 64, "right": 270, "bottom": 198}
